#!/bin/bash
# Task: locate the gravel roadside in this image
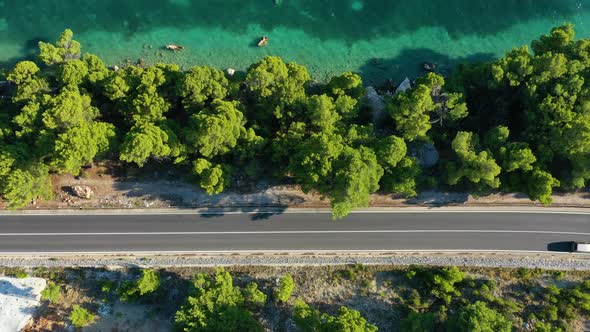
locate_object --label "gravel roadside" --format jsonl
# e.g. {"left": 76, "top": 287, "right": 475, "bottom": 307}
{"left": 1, "top": 252, "right": 589, "bottom": 270}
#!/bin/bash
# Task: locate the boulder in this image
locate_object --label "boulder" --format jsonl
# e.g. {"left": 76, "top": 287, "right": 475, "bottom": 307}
{"left": 366, "top": 86, "right": 387, "bottom": 125}
{"left": 72, "top": 185, "right": 94, "bottom": 199}
{"left": 394, "top": 77, "right": 411, "bottom": 96}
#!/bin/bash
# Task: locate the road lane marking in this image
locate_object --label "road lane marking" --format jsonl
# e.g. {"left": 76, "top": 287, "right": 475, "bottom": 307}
{"left": 0, "top": 230, "right": 588, "bottom": 236}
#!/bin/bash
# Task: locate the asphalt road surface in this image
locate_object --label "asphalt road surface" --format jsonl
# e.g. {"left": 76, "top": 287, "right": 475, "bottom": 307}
{"left": 0, "top": 210, "right": 588, "bottom": 253}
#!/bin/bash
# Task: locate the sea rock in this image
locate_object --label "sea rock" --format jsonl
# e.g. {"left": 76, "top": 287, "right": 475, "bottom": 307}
{"left": 394, "top": 77, "right": 411, "bottom": 96}
{"left": 366, "top": 86, "right": 387, "bottom": 125}
{"left": 72, "top": 185, "right": 94, "bottom": 199}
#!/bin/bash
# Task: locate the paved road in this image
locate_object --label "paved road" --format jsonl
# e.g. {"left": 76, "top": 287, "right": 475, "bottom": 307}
{"left": 0, "top": 210, "right": 588, "bottom": 253}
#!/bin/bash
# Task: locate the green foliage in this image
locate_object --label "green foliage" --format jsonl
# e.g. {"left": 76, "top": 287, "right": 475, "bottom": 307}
{"left": 275, "top": 274, "right": 295, "bottom": 303}
{"left": 387, "top": 84, "right": 434, "bottom": 141}
{"left": 447, "top": 131, "right": 501, "bottom": 189}
{"left": 42, "top": 87, "right": 99, "bottom": 130}
{"left": 174, "top": 268, "right": 263, "bottom": 332}
{"left": 179, "top": 66, "right": 228, "bottom": 108}
{"left": 39, "top": 29, "right": 81, "bottom": 65}
{"left": 305, "top": 94, "right": 341, "bottom": 132}
{"left": 192, "top": 158, "right": 228, "bottom": 195}
{"left": 52, "top": 122, "right": 116, "bottom": 175}
{"left": 186, "top": 99, "right": 245, "bottom": 158}
{"left": 243, "top": 282, "right": 267, "bottom": 308}
{"left": 401, "top": 310, "right": 437, "bottom": 332}
{"left": 405, "top": 266, "right": 465, "bottom": 305}
{"left": 83, "top": 53, "right": 109, "bottom": 84}
{"left": 2, "top": 164, "right": 52, "bottom": 209}
{"left": 56, "top": 60, "right": 88, "bottom": 86}
{"left": 41, "top": 281, "right": 61, "bottom": 304}
{"left": 246, "top": 55, "right": 310, "bottom": 108}
{"left": 447, "top": 301, "right": 511, "bottom": 332}
{"left": 69, "top": 305, "right": 96, "bottom": 328}
{"left": 119, "top": 122, "right": 173, "bottom": 166}
{"left": 330, "top": 146, "right": 383, "bottom": 219}
{"left": 526, "top": 168, "right": 560, "bottom": 205}
{"left": 326, "top": 71, "right": 365, "bottom": 99}
{"left": 293, "top": 299, "right": 378, "bottom": 332}
{"left": 118, "top": 269, "right": 160, "bottom": 301}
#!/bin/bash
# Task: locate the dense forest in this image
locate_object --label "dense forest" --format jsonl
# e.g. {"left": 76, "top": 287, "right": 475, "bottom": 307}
{"left": 0, "top": 25, "right": 589, "bottom": 217}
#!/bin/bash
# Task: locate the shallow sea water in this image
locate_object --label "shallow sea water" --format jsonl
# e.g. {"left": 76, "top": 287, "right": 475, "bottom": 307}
{"left": 0, "top": 0, "right": 589, "bottom": 83}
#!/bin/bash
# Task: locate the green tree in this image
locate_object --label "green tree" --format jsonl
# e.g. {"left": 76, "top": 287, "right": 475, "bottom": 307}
{"left": 192, "top": 158, "right": 229, "bottom": 195}
{"left": 305, "top": 94, "right": 341, "bottom": 133}
{"left": 175, "top": 268, "right": 263, "bottom": 332}
{"left": 275, "top": 274, "right": 295, "bottom": 303}
{"left": 374, "top": 135, "right": 407, "bottom": 169}
{"left": 83, "top": 53, "right": 109, "bottom": 84}
{"left": 42, "top": 87, "right": 99, "bottom": 131}
{"left": 119, "top": 122, "right": 173, "bottom": 166}
{"left": 56, "top": 60, "right": 88, "bottom": 86}
{"left": 69, "top": 305, "right": 96, "bottom": 328}
{"left": 447, "top": 131, "right": 501, "bottom": 189}
{"left": 330, "top": 146, "right": 383, "bottom": 219}
{"left": 51, "top": 122, "right": 116, "bottom": 175}
{"left": 179, "top": 66, "right": 229, "bottom": 108}
{"left": 2, "top": 164, "right": 52, "bottom": 209}
{"left": 185, "top": 99, "right": 245, "bottom": 158}
{"left": 245, "top": 56, "right": 310, "bottom": 108}
{"left": 499, "top": 142, "right": 536, "bottom": 172}
{"left": 448, "top": 301, "right": 511, "bottom": 332}
{"left": 39, "top": 29, "right": 81, "bottom": 65}
{"left": 325, "top": 72, "right": 365, "bottom": 99}
{"left": 526, "top": 168, "right": 559, "bottom": 205}
{"left": 387, "top": 84, "right": 434, "bottom": 141}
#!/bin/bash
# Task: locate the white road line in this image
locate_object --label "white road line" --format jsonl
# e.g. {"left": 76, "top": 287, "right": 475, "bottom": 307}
{"left": 0, "top": 230, "right": 588, "bottom": 236}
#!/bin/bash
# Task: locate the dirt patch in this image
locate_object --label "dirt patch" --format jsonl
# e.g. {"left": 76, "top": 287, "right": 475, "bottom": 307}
{"left": 1, "top": 162, "right": 588, "bottom": 210}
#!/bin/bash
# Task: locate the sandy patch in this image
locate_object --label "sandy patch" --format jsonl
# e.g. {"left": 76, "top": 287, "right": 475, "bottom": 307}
{"left": 0, "top": 277, "right": 46, "bottom": 332}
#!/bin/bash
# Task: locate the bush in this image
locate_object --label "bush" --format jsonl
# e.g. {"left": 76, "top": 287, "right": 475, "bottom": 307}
{"left": 244, "top": 282, "right": 267, "bottom": 308}
{"left": 118, "top": 269, "right": 160, "bottom": 301}
{"left": 69, "top": 305, "right": 96, "bottom": 328}
{"left": 275, "top": 274, "right": 295, "bottom": 303}
{"left": 41, "top": 281, "right": 61, "bottom": 304}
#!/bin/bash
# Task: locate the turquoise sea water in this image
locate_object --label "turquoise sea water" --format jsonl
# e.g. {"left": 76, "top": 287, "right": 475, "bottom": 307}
{"left": 0, "top": 0, "right": 589, "bottom": 84}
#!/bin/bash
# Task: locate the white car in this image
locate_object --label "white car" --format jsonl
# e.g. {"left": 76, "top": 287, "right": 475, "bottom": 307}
{"left": 572, "top": 242, "right": 590, "bottom": 253}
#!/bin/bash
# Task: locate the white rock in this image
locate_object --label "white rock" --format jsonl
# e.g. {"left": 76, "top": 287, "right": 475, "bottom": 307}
{"left": 72, "top": 185, "right": 94, "bottom": 199}
{"left": 226, "top": 68, "right": 236, "bottom": 76}
{"left": 366, "top": 86, "right": 386, "bottom": 125}
{"left": 394, "top": 77, "right": 411, "bottom": 96}
{"left": 0, "top": 277, "right": 47, "bottom": 332}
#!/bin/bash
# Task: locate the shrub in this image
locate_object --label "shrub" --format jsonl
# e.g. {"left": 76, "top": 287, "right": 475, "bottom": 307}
{"left": 244, "top": 282, "right": 267, "bottom": 308}
{"left": 118, "top": 269, "right": 160, "bottom": 301}
{"left": 275, "top": 274, "right": 295, "bottom": 303}
{"left": 41, "top": 281, "right": 61, "bottom": 304}
{"left": 69, "top": 305, "right": 96, "bottom": 328}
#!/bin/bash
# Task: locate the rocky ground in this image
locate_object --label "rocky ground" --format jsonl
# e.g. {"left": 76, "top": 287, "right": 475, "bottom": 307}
{"left": 6, "top": 264, "right": 590, "bottom": 332}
